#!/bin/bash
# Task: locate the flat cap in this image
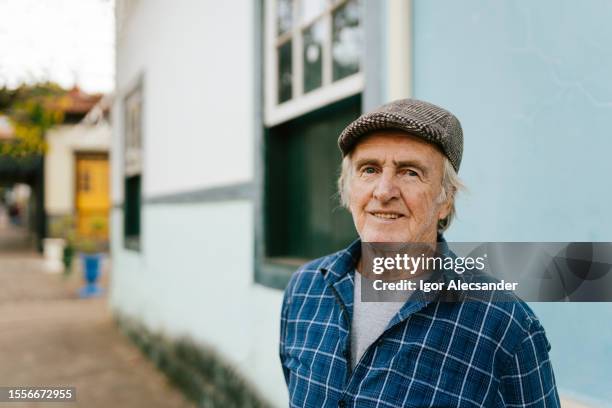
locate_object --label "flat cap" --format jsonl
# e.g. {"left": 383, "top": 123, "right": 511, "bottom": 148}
{"left": 338, "top": 98, "right": 463, "bottom": 171}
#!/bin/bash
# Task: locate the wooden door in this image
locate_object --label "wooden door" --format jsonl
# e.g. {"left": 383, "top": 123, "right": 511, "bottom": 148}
{"left": 75, "top": 153, "right": 110, "bottom": 239}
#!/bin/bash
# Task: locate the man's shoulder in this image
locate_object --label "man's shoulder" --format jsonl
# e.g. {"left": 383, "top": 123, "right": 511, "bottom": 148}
{"left": 441, "top": 288, "right": 548, "bottom": 356}
{"left": 457, "top": 270, "right": 544, "bottom": 335}
{"left": 478, "top": 295, "right": 543, "bottom": 337}
{"left": 417, "top": 269, "right": 547, "bottom": 357}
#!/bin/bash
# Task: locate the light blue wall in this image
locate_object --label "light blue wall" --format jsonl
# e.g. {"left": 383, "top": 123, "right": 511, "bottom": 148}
{"left": 412, "top": 0, "right": 612, "bottom": 404}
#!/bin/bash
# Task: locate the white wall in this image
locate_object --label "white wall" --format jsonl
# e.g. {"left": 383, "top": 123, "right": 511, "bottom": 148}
{"left": 112, "top": 1, "right": 288, "bottom": 405}
{"left": 110, "top": 203, "right": 287, "bottom": 405}
{"left": 113, "top": 0, "right": 254, "bottom": 200}
{"left": 45, "top": 124, "right": 110, "bottom": 215}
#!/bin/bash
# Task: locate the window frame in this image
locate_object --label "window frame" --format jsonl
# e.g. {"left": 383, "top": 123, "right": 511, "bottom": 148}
{"left": 122, "top": 77, "right": 144, "bottom": 252}
{"left": 255, "top": 0, "right": 413, "bottom": 290}
{"left": 264, "top": 0, "right": 364, "bottom": 127}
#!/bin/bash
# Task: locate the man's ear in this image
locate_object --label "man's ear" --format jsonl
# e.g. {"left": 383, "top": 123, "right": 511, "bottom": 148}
{"left": 437, "top": 195, "right": 453, "bottom": 222}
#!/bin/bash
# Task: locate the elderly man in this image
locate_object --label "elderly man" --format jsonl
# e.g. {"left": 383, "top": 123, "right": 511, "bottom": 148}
{"left": 279, "top": 99, "right": 560, "bottom": 407}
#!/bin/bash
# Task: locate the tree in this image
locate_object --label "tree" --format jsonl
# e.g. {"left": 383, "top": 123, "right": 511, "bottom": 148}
{"left": 0, "top": 82, "right": 66, "bottom": 158}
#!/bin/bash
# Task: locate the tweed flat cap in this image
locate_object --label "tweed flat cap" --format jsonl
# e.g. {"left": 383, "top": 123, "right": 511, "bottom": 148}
{"left": 338, "top": 98, "right": 463, "bottom": 171}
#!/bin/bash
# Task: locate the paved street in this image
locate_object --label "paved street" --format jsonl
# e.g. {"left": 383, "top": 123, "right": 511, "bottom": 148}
{"left": 0, "top": 225, "right": 194, "bottom": 408}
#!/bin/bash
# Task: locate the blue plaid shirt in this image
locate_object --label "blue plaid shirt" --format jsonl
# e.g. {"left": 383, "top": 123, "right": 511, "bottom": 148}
{"left": 279, "top": 239, "right": 560, "bottom": 407}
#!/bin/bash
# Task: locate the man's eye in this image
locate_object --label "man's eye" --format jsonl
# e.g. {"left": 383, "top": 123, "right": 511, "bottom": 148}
{"left": 402, "top": 169, "right": 419, "bottom": 177}
{"left": 364, "top": 167, "right": 378, "bottom": 174}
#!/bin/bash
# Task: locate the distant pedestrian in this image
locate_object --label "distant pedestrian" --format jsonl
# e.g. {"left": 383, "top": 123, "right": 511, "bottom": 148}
{"left": 8, "top": 204, "right": 20, "bottom": 226}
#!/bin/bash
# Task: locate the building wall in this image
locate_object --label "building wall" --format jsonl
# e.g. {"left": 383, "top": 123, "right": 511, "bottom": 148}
{"left": 412, "top": 0, "right": 612, "bottom": 405}
{"left": 114, "top": 0, "right": 254, "bottom": 200}
{"left": 111, "top": 0, "right": 287, "bottom": 405}
{"left": 45, "top": 124, "right": 110, "bottom": 216}
{"left": 112, "top": 0, "right": 612, "bottom": 406}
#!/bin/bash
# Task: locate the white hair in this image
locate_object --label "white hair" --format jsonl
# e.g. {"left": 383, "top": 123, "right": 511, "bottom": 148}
{"left": 337, "top": 154, "right": 465, "bottom": 232}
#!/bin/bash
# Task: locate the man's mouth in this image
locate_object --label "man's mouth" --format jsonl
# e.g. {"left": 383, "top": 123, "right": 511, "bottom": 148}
{"left": 370, "top": 212, "right": 403, "bottom": 220}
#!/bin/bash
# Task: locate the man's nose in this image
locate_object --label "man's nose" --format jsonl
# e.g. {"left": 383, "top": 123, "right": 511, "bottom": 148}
{"left": 373, "top": 171, "right": 400, "bottom": 202}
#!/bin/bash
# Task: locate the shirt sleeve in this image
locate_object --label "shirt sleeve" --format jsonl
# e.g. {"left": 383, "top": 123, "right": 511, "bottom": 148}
{"left": 279, "top": 277, "right": 294, "bottom": 387}
{"left": 497, "top": 319, "right": 561, "bottom": 407}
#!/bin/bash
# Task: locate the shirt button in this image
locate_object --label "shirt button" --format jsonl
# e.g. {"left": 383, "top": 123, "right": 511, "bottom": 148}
{"left": 338, "top": 400, "right": 347, "bottom": 408}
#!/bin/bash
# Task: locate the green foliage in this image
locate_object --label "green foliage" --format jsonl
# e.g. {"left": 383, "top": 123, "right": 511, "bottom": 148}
{"left": 75, "top": 216, "right": 108, "bottom": 253}
{"left": 75, "top": 237, "right": 100, "bottom": 254}
{"left": 49, "top": 215, "right": 76, "bottom": 241}
{"left": 90, "top": 216, "right": 107, "bottom": 234}
{"left": 0, "top": 82, "right": 66, "bottom": 158}
{"left": 49, "top": 214, "right": 105, "bottom": 254}
{"left": 48, "top": 215, "right": 78, "bottom": 275}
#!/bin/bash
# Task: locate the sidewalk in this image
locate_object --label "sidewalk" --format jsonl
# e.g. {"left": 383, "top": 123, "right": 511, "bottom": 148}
{"left": 0, "top": 248, "right": 194, "bottom": 407}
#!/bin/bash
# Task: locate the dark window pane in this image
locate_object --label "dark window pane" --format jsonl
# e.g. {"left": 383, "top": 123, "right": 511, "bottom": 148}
{"left": 265, "top": 95, "right": 361, "bottom": 260}
{"left": 303, "top": 20, "right": 326, "bottom": 93}
{"left": 277, "top": 0, "right": 293, "bottom": 36}
{"left": 332, "top": 0, "right": 361, "bottom": 81}
{"left": 124, "top": 174, "right": 141, "bottom": 248}
{"left": 278, "top": 40, "right": 293, "bottom": 103}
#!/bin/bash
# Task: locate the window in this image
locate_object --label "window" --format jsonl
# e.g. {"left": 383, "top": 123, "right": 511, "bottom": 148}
{"left": 265, "top": 0, "right": 363, "bottom": 126}
{"left": 258, "top": 0, "right": 363, "bottom": 288}
{"left": 264, "top": 95, "right": 360, "bottom": 261}
{"left": 123, "top": 80, "right": 143, "bottom": 251}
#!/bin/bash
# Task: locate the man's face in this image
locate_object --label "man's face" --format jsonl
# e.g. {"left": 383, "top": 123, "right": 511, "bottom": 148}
{"left": 348, "top": 131, "right": 451, "bottom": 243}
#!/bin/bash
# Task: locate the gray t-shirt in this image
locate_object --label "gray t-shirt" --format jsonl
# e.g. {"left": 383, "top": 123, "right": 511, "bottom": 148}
{"left": 351, "top": 271, "right": 431, "bottom": 368}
